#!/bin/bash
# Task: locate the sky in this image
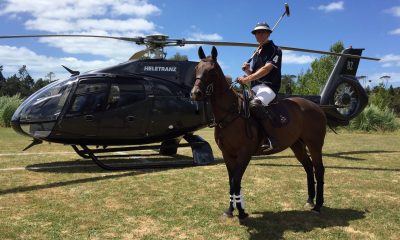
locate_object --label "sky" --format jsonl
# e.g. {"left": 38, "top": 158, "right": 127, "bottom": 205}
{"left": 0, "top": 0, "right": 399, "bottom": 88}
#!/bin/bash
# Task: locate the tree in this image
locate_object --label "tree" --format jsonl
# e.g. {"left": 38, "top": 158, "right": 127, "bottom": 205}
{"left": 2, "top": 74, "right": 21, "bottom": 97}
{"left": 168, "top": 52, "right": 188, "bottom": 61}
{"left": 32, "top": 78, "right": 51, "bottom": 92}
{"left": 18, "top": 65, "right": 35, "bottom": 97}
{"left": 369, "top": 83, "right": 392, "bottom": 111}
{"left": 280, "top": 74, "right": 296, "bottom": 94}
{"left": 295, "top": 41, "right": 344, "bottom": 95}
{"left": 0, "top": 65, "right": 4, "bottom": 82}
{"left": 45, "top": 72, "right": 57, "bottom": 82}
{"left": 0, "top": 66, "right": 5, "bottom": 95}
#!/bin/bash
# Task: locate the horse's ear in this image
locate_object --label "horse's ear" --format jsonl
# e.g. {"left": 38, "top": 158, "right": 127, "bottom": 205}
{"left": 211, "top": 46, "right": 218, "bottom": 60}
{"left": 198, "top": 47, "right": 206, "bottom": 59}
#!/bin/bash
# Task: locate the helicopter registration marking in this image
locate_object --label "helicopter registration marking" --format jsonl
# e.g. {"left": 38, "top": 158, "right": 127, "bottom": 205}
{"left": 144, "top": 66, "right": 177, "bottom": 72}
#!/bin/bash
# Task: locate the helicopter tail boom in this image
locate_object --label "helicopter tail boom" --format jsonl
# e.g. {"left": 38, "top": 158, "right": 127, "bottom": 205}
{"left": 319, "top": 48, "right": 369, "bottom": 126}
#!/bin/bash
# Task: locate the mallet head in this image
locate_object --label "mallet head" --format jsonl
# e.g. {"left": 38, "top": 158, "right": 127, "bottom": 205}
{"left": 285, "top": 3, "right": 290, "bottom": 17}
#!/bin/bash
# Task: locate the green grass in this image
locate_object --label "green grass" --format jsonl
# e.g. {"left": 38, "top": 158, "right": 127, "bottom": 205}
{"left": 0, "top": 127, "right": 399, "bottom": 239}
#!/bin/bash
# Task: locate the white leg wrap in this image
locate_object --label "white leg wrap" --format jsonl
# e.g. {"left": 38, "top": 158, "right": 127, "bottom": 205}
{"left": 229, "top": 195, "right": 234, "bottom": 204}
{"left": 233, "top": 194, "right": 245, "bottom": 209}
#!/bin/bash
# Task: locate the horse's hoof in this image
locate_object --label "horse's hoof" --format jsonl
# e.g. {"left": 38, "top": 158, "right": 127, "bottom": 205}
{"left": 223, "top": 211, "right": 234, "bottom": 218}
{"left": 304, "top": 202, "right": 315, "bottom": 209}
{"left": 311, "top": 206, "right": 321, "bottom": 214}
{"left": 238, "top": 212, "right": 249, "bottom": 220}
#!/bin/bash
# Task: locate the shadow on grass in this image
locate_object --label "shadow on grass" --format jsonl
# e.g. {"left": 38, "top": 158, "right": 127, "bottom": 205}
{"left": 252, "top": 150, "right": 400, "bottom": 161}
{"left": 241, "top": 207, "right": 366, "bottom": 240}
{"left": 0, "top": 169, "right": 150, "bottom": 196}
{"left": 254, "top": 162, "right": 400, "bottom": 172}
{"left": 0, "top": 156, "right": 224, "bottom": 196}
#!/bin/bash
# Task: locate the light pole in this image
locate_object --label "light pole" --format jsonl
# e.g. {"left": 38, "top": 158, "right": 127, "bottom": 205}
{"left": 379, "top": 75, "right": 391, "bottom": 88}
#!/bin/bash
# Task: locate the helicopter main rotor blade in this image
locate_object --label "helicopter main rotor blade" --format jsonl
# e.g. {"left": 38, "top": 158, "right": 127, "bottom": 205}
{"left": 0, "top": 35, "right": 380, "bottom": 61}
{"left": 280, "top": 45, "right": 380, "bottom": 61}
{"left": 181, "top": 40, "right": 380, "bottom": 61}
{"left": 182, "top": 40, "right": 258, "bottom": 48}
{"left": 0, "top": 34, "right": 145, "bottom": 44}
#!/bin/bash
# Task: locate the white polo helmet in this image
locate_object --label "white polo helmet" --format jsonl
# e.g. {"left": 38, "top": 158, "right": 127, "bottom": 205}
{"left": 251, "top": 22, "right": 272, "bottom": 34}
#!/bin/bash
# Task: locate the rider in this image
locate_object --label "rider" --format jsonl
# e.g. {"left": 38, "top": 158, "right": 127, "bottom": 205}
{"left": 237, "top": 22, "right": 282, "bottom": 152}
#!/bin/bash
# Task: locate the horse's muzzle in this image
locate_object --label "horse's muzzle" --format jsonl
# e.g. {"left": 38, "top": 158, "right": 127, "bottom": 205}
{"left": 190, "top": 86, "right": 204, "bottom": 101}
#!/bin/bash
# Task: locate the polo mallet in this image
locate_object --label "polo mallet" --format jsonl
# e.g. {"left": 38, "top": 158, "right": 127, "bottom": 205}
{"left": 245, "top": 3, "right": 290, "bottom": 65}
{"left": 271, "top": 3, "right": 290, "bottom": 32}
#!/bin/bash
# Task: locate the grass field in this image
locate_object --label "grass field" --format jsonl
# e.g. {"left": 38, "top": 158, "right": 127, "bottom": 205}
{"left": 0, "top": 127, "right": 399, "bottom": 240}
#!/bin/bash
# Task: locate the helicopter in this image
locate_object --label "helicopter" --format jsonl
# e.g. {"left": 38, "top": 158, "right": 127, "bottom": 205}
{"left": 1, "top": 30, "right": 379, "bottom": 170}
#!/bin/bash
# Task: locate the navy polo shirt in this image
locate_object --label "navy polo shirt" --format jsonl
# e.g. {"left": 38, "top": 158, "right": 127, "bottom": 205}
{"left": 250, "top": 40, "right": 282, "bottom": 93}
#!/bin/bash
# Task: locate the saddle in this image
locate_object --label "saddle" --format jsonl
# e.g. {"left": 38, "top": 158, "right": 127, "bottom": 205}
{"left": 241, "top": 89, "right": 290, "bottom": 128}
{"left": 263, "top": 101, "right": 290, "bottom": 128}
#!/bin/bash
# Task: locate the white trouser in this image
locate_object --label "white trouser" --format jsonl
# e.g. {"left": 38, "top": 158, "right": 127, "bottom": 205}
{"left": 251, "top": 83, "right": 276, "bottom": 106}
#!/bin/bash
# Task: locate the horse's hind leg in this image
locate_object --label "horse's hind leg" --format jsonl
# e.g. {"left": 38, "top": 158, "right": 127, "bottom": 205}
{"left": 291, "top": 140, "right": 316, "bottom": 209}
{"left": 308, "top": 143, "right": 325, "bottom": 213}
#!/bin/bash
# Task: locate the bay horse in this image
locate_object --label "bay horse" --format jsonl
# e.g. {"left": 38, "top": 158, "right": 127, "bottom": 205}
{"left": 190, "top": 46, "right": 327, "bottom": 219}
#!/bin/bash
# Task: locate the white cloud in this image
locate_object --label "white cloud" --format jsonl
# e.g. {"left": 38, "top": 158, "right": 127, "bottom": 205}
{"left": 175, "top": 32, "right": 224, "bottom": 50}
{"left": 25, "top": 18, "right": 156, "bottom": 33}
{"left": 0, "top": 0, "right": 160, "bottom": 19}
{"left": 0, "top": 0, "right": 227, "bottom": 80}
{"left": 0, "top": 0, "right": 160, "bottom": 78}
{"left": 283, "top": 50, "right": 316, "bottom": 64}
{"left": 112, "top": 2, "right": 161, "bottom": 17}
{"left": 0, "top": 45, "right": 120, "bottom": 80}
{"left": 317, "top": 1, "right": 344, "bottom": 12}
{"left": 368, "top": 72, "right": 400, "bottom": 87}
{"left": 389, "top": 28, "right": 400, "bottom": 35}
{"left": 384, "top": 6, "right": 400, "bottom": 17}
{"left": 380, "top": 54, "right": 400, "bottom": 68}
{"left": 384, "top": 6, "right": 400, "bottom": 35}
{"left": 188, "top": 32, "right": 223, "bottom": 41}
{"left": 381, "top": 54, "right": 400, "bottom": 62}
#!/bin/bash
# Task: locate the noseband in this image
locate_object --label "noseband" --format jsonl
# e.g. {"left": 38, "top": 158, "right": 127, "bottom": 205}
{"left": 195, "top": 77, "right": 214, "bottom": 97}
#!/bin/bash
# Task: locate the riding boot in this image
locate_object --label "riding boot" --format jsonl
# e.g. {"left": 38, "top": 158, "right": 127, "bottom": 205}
{"left": 249, "top": 99, "right": 278, "bottom": 152}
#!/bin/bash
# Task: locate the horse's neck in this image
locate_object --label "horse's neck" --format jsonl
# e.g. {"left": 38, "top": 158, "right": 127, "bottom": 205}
{"left": 210, "top": 75, "right": 238, "bottom": 121}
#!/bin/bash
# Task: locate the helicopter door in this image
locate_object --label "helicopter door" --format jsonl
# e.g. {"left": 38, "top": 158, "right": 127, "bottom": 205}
{"left": 96, "top": 78, "right": 150, "bottom": 139}
{"left": 61, "top": 80, "right": 108, "bottom": 138}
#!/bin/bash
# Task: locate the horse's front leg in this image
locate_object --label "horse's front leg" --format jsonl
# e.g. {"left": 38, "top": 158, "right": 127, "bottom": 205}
{"left": 223, "top": 164, "right": 235, "bottom": 218}
{"left": 222, "top": 152, "right": 235, "bottom": 218}
{"left": 232, "top": 167, "right": 249, "bottom": 220}
{"left": 231, "top": 155, "right": 251, "bottom": 219}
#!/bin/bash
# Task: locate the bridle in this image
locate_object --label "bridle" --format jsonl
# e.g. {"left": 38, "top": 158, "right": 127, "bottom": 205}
{"left": 194, "top": 76, "right": 214, "bottom": 97}
{"left": 193, "top": 59, "right": 250, "bottom": 130}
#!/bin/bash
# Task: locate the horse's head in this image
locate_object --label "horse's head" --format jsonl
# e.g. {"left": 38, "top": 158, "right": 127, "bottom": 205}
{"left": 190, "top": 46, "right": 220, "bottom": 101}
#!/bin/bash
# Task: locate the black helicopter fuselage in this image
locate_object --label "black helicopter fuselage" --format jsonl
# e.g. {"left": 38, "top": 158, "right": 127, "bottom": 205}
{"left": 11, "top": 59, "right": 213, "bottom": 145}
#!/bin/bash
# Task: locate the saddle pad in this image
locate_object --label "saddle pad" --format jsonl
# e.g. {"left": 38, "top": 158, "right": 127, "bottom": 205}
{"left": 265, "top": 102, "right": 290, "bottom": 128}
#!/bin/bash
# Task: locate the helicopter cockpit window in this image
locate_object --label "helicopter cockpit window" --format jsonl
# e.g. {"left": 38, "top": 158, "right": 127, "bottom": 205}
{"left": 75, "top": 83, "right": 108, "bottom": 95}
{"left": 106, "top": 82, "right": 145, "bottom": 109}
{"left": 17, "top": 78, "right": 76, "bottom": 122}
{"left": 68, "top": 82, "right": 107, "bottom": 115}
{"left": 152, "top": 80, "right": 181, "bottom": 96}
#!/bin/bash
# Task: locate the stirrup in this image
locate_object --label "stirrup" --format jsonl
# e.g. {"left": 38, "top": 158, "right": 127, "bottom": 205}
{"left": 261, "top": 138, "right": 274, "bottom": 152}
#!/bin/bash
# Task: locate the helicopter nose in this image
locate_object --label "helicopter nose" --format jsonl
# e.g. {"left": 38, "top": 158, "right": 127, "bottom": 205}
{"left": 190, "top": 86, "right": 203, "bottom": 100}
{"left": 11, "top": 118, "right": 30, "bottom": 137}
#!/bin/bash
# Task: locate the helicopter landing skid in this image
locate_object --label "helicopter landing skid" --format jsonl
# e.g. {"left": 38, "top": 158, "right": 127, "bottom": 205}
{"left": 72, "top": 135, "right": 214, "bottom": 170}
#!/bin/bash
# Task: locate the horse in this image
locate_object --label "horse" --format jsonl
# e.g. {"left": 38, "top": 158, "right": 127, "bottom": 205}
{"left": 190, "top": 46, "right": 327, "bottom": 219}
